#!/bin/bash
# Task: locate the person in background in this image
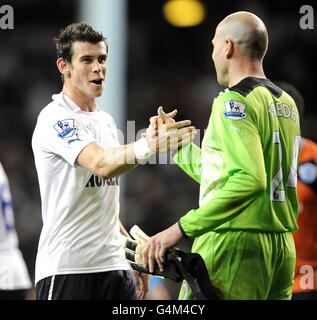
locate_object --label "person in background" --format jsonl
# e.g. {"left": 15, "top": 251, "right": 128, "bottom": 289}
{"left": 0, "top": 162, "right": 32, "bottom": 299}
{"left": 146, "top": 276, "right": 171, "bottom": 300}
{"left": 277, "top": 82, "right": 317, "bottom": 300}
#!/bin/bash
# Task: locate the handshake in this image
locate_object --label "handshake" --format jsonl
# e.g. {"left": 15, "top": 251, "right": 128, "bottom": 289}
{"left": 133, "top": 107, "right": 196, "bottom": 162}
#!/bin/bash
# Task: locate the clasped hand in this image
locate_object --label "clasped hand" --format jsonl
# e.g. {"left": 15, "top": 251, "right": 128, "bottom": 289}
{"left": 144, "top": 106, "right": 196, "bottom": 152}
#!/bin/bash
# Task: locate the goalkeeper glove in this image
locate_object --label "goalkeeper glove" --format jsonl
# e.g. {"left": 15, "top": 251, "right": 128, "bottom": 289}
{"left": 121, "top": 225, "right": 219, "bottom": 300}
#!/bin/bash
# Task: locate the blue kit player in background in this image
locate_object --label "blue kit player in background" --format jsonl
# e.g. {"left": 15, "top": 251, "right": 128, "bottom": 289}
{"left": 0, "top": 162, "right": 32, "bottom": 299}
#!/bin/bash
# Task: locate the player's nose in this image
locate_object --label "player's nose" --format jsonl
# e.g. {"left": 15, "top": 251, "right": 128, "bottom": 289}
{"left": 92, "top": 60, "right": 103, "bottom": 73}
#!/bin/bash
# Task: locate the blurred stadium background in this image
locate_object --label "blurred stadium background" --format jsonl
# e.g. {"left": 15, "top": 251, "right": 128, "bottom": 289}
{"left": 0, "top": 0, "right": 316, "bottom": 299}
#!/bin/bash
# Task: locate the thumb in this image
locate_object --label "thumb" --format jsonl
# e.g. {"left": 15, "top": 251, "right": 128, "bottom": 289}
{"left": 158, "top": 106, "right": 177, "bottom": 124}
{"left": 166, "top": 109, "right": 177, "bottom": 119}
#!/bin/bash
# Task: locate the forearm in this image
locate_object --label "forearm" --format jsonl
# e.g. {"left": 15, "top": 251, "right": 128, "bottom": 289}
{"left": 174, "top": 142, "right": 202, "bottom": 183}
{"left": 76, "top": 142, "right": 140, "bottom": 179}
{"left": 95, "top": 143, "right": 139, "bottom": 179}
{"left": 180, "top": 172, "right": 266, "bottom": 238}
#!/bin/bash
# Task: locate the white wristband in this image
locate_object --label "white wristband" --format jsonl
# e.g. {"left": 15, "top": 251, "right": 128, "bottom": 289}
{"left": 133, "top": 137, "right": 153, "bottom": 162}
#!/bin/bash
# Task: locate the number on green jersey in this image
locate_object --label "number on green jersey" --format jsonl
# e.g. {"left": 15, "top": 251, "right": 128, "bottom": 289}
{"left": 271, "top": 131, "right": 301, "bottom": 202}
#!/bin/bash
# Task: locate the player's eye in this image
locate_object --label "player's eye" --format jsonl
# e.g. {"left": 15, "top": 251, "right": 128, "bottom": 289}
{"left": 98, "top": 56, "right": 107, "bottom": 64}
{"left": 82, "top": 57, "right": 92, "bottom": 63}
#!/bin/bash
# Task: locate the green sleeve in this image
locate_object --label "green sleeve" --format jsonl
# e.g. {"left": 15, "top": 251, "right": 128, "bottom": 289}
{"left": 180, "top": 93, "right": 267, "bottom": 238}
{"left": 174, "top": 142, "right": 202, "bottom": 184}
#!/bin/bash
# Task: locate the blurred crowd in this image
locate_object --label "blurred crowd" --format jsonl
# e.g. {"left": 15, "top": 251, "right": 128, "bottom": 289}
{"left": 0, "top": 0, "right": 316, "bottom": 298}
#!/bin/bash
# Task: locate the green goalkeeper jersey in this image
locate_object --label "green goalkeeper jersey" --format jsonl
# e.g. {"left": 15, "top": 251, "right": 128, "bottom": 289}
{"left": 175, "top": 77, "right": 301, "bottom": 238}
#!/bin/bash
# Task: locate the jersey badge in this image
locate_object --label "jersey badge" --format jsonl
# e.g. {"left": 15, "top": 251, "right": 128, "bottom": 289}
{"left": 54, "top": 119, "right": 78, "bottom": 140}
{"left": 223, "top": 100, "right": 246, "bottom": 120}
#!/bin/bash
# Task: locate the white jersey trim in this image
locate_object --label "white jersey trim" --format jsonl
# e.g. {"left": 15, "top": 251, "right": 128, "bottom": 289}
{"left": 48, "top": 275, "right": 55, "bottom": 300}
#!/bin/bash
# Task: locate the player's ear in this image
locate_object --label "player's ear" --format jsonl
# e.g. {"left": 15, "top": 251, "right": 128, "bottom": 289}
{"left": 56, "top": 58, "right": 71, "bottom": 78}
{"left": 225, "top": 39, "right": 234, "bottom": 59}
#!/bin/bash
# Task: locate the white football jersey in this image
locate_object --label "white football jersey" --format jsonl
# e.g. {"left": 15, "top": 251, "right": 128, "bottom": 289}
{"left": 32, "top": 93, "right": 129, "bottom": 284}
{"left": 0, "top": 162, "right": 32, "bottom": 290}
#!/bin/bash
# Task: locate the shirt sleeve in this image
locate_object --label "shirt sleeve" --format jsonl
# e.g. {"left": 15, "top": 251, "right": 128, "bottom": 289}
{"left": 179, "top": 92, "right": 267, "bottom": 238}
{"left": 174, "top": 142, "right": 202, "bottom": 184}
{"left": 35, "top": 110, "right": 96, "bottom": 167}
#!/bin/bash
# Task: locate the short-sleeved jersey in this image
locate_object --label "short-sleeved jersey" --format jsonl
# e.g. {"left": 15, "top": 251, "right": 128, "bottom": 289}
{"left": 175, "top": 77, "right": 301, "bottom": 237}
{"left": 0, "top": 162, "right": 32, "bottom": 290}
{"left": 0, "top": 162, "right": 18, "bottom": 250}
{"left": 32, "top": 93, "right": 129, "bottom": 284}
{"left": 293, "top": 138, "right": 317, "bottom": 293}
